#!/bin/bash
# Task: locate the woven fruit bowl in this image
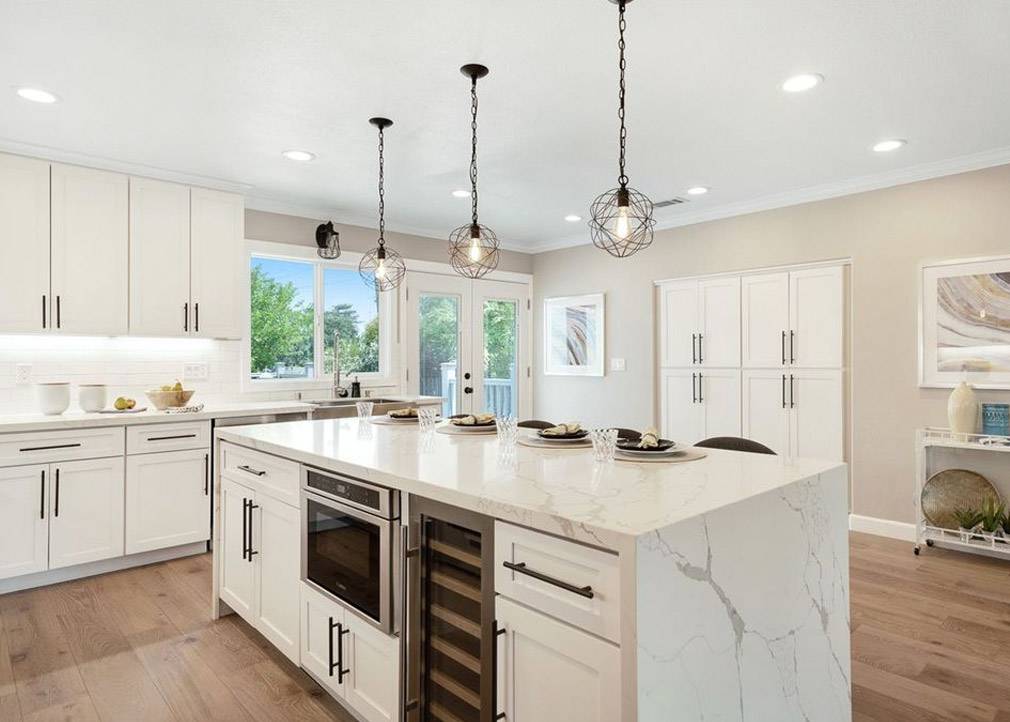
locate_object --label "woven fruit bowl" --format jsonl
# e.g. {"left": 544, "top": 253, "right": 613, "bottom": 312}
{"left": 145, "top": 389, "right": 195, "bottom": 410}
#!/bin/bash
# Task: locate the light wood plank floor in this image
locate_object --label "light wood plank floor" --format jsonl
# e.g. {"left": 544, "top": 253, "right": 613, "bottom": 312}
{"left": 1, "top": 534, "right": 1009, "bottom": 720}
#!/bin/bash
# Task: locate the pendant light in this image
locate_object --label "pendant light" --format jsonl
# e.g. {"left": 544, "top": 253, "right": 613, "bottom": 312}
{"left": 315, "top": 221, "right": 340, "bottom": 259}
{"left": 589, "top": 0, "right": 655, "bottom": 258}
{"left": 449, "top": 63, "right": 500, "bottom": 279}
{"left": 359, "top": 117, "right": 406, "bottom": 291}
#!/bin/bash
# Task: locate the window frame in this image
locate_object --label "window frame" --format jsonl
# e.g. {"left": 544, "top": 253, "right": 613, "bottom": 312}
{"left": 243, "top": 240, "right": 398, "bottom": 391}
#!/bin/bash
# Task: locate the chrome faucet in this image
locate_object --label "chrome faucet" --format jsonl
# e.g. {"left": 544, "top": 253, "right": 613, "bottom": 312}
{"left": 333, "top": 328, "right": 348, "bottom": 398}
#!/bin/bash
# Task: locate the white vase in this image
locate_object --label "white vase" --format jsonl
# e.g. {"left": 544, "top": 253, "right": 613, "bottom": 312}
{"left": 78, "top": 384, "right": 107, "bottom": 413}
{"left": 948, "top": 381, "right": 979, "bottom": 435}
{"left": 37, "top": 382, "right": 70, "bottom": 415}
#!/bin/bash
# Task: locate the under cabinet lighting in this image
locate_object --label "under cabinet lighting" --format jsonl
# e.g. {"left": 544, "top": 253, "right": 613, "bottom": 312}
{"left": 872, "top": 139, "right": 906, "bottom": 153}
{"left": 16, "top": 87, "right": 58, "bottom": 104}
{"left": 282, "top": 149, "right": 316, "bottom": 162}
{"left": 781, "top": 74, "right": 823, "bottom": 93}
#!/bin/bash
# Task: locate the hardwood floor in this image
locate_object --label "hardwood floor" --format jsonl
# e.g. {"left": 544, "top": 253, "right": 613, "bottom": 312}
{"left": 1, "top": 534, "right": 1008, "bottom": 720}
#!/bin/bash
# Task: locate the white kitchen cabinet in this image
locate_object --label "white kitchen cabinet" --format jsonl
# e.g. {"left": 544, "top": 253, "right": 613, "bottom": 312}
{"left": 659, "top": 277, "right": 739, "bottom": 368}
{"left": 660, "top": 368, "right": 741, "bottom": 445}
{"left": 496, "top": 596, "right": 620, "bottom": 722}
{"left": 741, "top": 272, "right": 790, "bottom": 368}
{"left": 190, "top": 188, "right": 244, "bottom": 339}
{"left": 219, "top": 476, "right": 256, "bottom": 619}
{"left": 789, "top": 265, "right": 844, "bottom": 368}
{"left": 0, "top": 153, "right": 50, "bottom": 333}
{"left": 48, "top": 457, "right": 125, "bottom": 570}
{"left": 0, "top": 465, "right": 48, "bottom": 580}
{"left": 50, "top": 164, "right": 129, "bottom": 335}
{"left": 125, "top": 449, "right": 210, "bottom": 554}
{"left": 300, "top": 582, "right": 344, "bottom": 698}
{"left": 254, "top": 494, "right": 301, "bottom": 663}
{"left": 129, "top": 178, "right": 192, "bottom": 336}
{"left": 742, "top": 369, "right": 843, "bottom": 460}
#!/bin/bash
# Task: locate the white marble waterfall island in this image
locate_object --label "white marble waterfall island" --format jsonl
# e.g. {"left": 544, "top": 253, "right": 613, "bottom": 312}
{"left": 213, "top": 418, "right": 851, "bottom": 722}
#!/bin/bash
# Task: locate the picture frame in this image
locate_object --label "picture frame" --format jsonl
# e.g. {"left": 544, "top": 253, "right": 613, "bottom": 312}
{"left": 543, "top": 293, "right": 605, "bottom": 377}
{"left": 920, "top": 255, "right": 1010, "bottom": 389}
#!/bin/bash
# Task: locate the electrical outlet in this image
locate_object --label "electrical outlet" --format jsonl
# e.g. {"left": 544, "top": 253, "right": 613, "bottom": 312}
{"left": 610, "top": 358, "right": 627, "bottom": 372}
{"left": 14, "top": 364, "right": 32, "bottom": 386}
{"left": 183, "top": 362, "right": 209, "bottom": 381}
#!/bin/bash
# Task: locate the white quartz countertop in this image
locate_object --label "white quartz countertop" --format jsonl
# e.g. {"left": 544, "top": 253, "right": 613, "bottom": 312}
{"left": 0, "top": 400, "right": 315, "bottom": 433}
{"left": 217, "top": 418, "right": 846, "bottom": 547}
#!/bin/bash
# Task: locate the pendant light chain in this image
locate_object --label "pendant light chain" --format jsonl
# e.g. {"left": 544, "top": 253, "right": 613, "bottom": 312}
{"left": 469, "top": 75, "right": 480, "bottom": 227}
{"left": 377, "top": 124, "right": 386, "bottom": 246}
{"left": 617, "top": 0, "right": 628, "bottom": 188}
{"left": 360, "top": 117, "right": 405, "bottom": 290}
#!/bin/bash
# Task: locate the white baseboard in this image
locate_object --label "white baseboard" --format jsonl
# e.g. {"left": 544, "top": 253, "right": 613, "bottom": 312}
{"left": 849, "top": 513, "right": 916, "bottom": 542}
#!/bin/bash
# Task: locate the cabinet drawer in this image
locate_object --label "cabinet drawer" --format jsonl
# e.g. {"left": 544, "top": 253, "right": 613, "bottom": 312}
{"left": 220, "top": 442, "right": 300, "bottom": 507}
{"left": 495, "top": 522, "right": 621, "bottom": 644}
{"left": 0, "top": 427, "right": 124, "bottom": 467}
{"left": 127, "top": 421, "right": 210, "bottom": 454}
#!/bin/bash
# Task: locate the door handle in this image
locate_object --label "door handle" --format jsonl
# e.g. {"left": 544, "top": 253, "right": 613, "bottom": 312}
{"left": 698, "top": 373, "right": 704, "bottom": 403}
{"left": 237, "top": 464, "right": 266, "bottom": 477}
{"left": 691, "top": 333, "right": 697, "bottom": 364}
{"left": 241, "top": 498, "right": 249, "bottom": 560}
{"left": 56, "top": 295, "right": 61, "bottom": 329}
{"left": 463, "top": 386, "right": 473, "bottom": 394}
{"left": 328, "top": 617, "right": 339, "bottom": 677}
{"left": 19, "top": 442, "right": 81, "bottom": 453}
{"left": 204, "top": 453, "right": 209, "bottom": 495}
{"left": 195, "top": 302, "right": 200, "bottom": 333}
{"left": 40, "top": 469, "right": 45, "bottom": 519}
{"left": 247, "top": 502, "right": 259, "bottom": 560}
{"left": 147, "top": 433, "right": 198, "bottom": 442}
{"left": 42, "top": 294, "right": 47, "bottom": 329}
{"left": 493, "top": 621, "right": 507, "bottom": 721}
{"left": 691, "top": 373, "right": 697, "bottom": 404}
{"left": 337, "top": 622, "right": 350, "bottom": 682}
{"left": 781, "top": 331, "right": 786, "bottom": 366}
{"left": 790, "top": 374, "right": 795, "bottom": 408}
{"left": 184, "top": 302, "right": 189, "bottom": 332}
{"left": 697, "top": 333, "right": 704, "bottom": 364}
{"left": 502, "top": 561, "right": 594, "bottom": 599}
{"left": 54, "top": 467, "right": 60, "bottom": 517}
{"left": 782, "top": 375, "right": 787, "bottom": 409}
{"left": 789, "top": 330, "right": 795, "bottom": 364}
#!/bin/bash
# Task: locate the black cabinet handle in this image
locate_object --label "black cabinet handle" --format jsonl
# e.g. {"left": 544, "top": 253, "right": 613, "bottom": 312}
{"left": 40, "top": 469, "right": 45, "bottom": 519}
{"left": 19, "top": 442, "right": 81, "bottom": 453}
{"left": 691, "top": 373, "right": 697, "bottom": 404}
{"left": 241, "top": 498, "right": 249, "bottom": 560}
{"left": 54, "top": 467, "right": 60, "bottom": 517}
{"left": 337, "top": 623, "right": 350, "bottom": 682}
{"left": 790, "top": 374, "right": 795, "bottom": 408}
{"left": 183, "top": 302, "right": 188, "bottom": 332}
{"left": 204, "top": 454, "right": 209, "bottom": 495}
{"left": 789, "top": 331, "right": 795, "bottom": 364}
{"left": 56, "top": 295, "right": 61, "bottom": 329}
{"left": 195, "top": 302, "right": 200, "bottom": 333}
{"left": 42, "top": 294, "right": 47, "bottom": 329}
{"left": 147, "top": 433, "right": 198, "bottom": 442}
{"left": 502, "top": 561, "right": 594, "bottom": 599}
{"left": 698, "top": 373, "right": 704, "bottom": 403}
{"left": 782, "top": 375, "right": 787, "bottom": 409}
{"left": 698, "top": 333, "right": 704, "bottom": 364}
{"left": 493, "top": 621, "right": 506, "bottom": 721}
{"left": 328, "top": 617, "right": 338, "bottom": 676}
{"left": 781, "top": 331, "right": 786, "bottom": 365}
{"left": 691, "top": 333, "right": 697, "bottom": 364}
{"left": 247, "top": 503, "right": 259, "bottom": 560}
{"left": 237, "top": 464, "right": 266, "bottom": 477}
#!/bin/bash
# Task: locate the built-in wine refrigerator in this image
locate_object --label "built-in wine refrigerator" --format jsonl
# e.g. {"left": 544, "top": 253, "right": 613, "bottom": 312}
{"left": 405, "top": 496, "right": 497, "bottom": 721}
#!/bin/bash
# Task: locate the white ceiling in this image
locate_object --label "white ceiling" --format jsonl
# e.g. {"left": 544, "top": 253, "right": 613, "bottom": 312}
{"left": 3, "top": 0, "right": 1010, "bottom": 253}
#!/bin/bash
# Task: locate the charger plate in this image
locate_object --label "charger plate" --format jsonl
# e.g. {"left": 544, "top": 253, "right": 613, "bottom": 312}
{"left": 519, "top": 435, "right": 592, "bottom": 449}
{"left": 921, "top": 469, "right": 1000, "bottom": 530}
{"left": 615, "top": 448, "right": 707, "bottom": 464}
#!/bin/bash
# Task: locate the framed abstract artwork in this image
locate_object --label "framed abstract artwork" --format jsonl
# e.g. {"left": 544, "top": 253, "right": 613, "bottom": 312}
{"left": 920, "top": 255, "right": 1010, "bottom": 388}
{"left": 544, "top": 293, "right": 605, "bottom": 376}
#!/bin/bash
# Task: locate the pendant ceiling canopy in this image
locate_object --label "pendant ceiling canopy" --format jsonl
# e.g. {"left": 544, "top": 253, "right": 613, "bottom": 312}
{"left": 360, "top": 117, "right": 406, "bottom": 291}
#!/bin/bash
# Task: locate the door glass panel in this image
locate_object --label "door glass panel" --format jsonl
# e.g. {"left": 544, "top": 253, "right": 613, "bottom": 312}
{"left": 482, "top": 299, "right": 518, "bottom": 417}
{"left": 419, "top": 294, "right": 460, "bottom": 417}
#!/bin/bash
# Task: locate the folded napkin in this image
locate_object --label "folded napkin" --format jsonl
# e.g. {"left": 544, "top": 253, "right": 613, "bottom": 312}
{"left": 542, "top": 422, "right": 582, "bottom": 436}
{"left": 163, "top": 403, "right": 205, "bottom": 415}
{"left": 638, "top": 428, "right": 660, "bottom": 448}
{"left": 389, "top": 407, "right": 418, "bottom": 418}
{"left": 452, "top": 413, "right": 496, "bottom": 426}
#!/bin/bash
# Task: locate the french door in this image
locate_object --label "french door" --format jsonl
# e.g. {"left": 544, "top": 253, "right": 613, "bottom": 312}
{"left": 404, "top": 272, "right": 531, "bottom": 419}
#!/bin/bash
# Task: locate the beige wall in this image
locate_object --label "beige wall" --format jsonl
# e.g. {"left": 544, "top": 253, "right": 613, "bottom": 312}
{"left": 532, "top": 163, "right": 1010, "bottom": 525}
{"left": 245, "top": 209, "right": 534, "bottom": 274}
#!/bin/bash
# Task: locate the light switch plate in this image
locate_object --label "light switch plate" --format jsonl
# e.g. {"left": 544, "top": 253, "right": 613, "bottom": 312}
{"left": 610, "top": 358, "right": 626, "bottom": 372}
{"left": 183, "top": 362, "right": 209, "bottom": 381}
{"left": 14, "top": 364, "right": 32, "bottom": 386}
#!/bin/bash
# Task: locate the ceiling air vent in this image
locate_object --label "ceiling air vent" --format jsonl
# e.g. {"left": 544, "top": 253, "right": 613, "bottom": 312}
{"left": 654, "top": 197, "right": 688, "bottom": 209}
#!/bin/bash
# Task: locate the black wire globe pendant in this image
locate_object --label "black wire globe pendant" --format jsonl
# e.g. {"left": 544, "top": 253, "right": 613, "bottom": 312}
{"left": 449, "top": 63, "right": 500, "bottom": 279}
{"left": 360, "top": 117, "right": 406, "bottom": 291}
{"left": 589, "top": 0, "right": 655, "bottom": 258}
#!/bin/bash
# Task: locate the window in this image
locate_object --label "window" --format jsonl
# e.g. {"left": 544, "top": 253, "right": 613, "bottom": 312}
{"left": 248, "top": 248, "right": 391, "bottom": 384}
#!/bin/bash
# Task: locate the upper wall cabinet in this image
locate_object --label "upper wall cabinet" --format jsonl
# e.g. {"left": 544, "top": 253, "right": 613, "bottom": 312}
{"left": 190, "top": 188, "right": 244, "bottom": 339}
{"left": 659, "top": 277, "right": 740, "bottom": 368}
{"left": 51, "top": 164, "right": 129, "bottom": 335}
{"left": 0, "top": 154, "right": 50, "bottom": 332}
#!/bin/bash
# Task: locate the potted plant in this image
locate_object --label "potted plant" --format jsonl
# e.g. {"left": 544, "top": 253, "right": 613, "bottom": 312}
{"left": 978, "top": 497, "right": 1007, "bottom": 543}
{"left": 952, "top": 507, "right": 983, "bottom": 542}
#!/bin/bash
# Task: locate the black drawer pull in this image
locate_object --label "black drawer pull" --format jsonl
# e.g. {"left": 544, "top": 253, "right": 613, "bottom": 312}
{"left": 19, "top": 442, "right": 82, "bottom": 452}
{"left": 502, "top": 561, "right": 594, "bottom": 599}
{"left": 146, "top": 433, "right": 198, "bottom": 442}
{"left": 237, "top": 464, "right": 266, "bottom": 476}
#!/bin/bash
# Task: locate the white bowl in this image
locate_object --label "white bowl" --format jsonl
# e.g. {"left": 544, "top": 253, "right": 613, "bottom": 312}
{"left": 78, "top": 384, "right": 107, "bottom": 413}
{"left": 37, "top": 382, "right": 71, "bottom": 415}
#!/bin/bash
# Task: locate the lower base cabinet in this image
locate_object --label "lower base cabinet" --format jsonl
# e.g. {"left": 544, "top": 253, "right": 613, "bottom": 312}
{"left": 0, "top": 464, "right": 48, "bottom": 580}
{"left": 495, "top": 596, "right": 620, "bottom": 722}
{"left": 48, "top": 457, "right": 125, "bottom": 570}
{"left": 300, "top": 583, "right": 400, "bottom": 722}
{"left": 125, "top": 449, "right": 210, "bottom": 554}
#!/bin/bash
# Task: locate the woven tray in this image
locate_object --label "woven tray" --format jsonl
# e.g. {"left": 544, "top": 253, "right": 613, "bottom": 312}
{"left": 921, "top": 469, "right": 1001, "bottom": 530}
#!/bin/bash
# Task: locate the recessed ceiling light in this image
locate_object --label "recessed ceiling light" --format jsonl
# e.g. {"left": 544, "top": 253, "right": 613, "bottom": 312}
{"left": 16, "top": 87, "right": 58, "bottom": 104}
{"left": 686, "top": 186, "right": 709, "bottom": 196}
{"left": 781, "top": 73, "right": 823, "bottom": 93}
{"left": 282, "top": 149, "right": 315, "bottom": 162}
{"left": 451, "top": 189, "right": 470, "bottom": 198}
{"left": 872, "top": 139, "right": 906, "bottom": 153}
{"left": 564, "top": 214, "right": 582, "bottom": 222}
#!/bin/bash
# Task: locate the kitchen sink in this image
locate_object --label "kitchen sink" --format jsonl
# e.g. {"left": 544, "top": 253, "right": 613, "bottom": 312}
{"left": 308, "top": 398, "right": 418, "bottom": 420}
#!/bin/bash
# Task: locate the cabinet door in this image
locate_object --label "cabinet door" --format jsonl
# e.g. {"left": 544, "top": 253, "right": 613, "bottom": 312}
{"left": 129, "top": 178, "right": 191, "bottom": 336}
{"left": 659, "top": 280, "right": 699, "bottom": 367}
{"left": 48, "top": 457, "right": 125, "bottom": 570}
{"left": 190, "top": 188, "right": 243, "bottom": 339}
{"left": 0, "top": 153, "right": 50, "bottom": 333}
{"left": 789, "top": 369, "right": 844, "bottom": 461}
{"left": 789, "top": 266, "right": 844, "bottom": 368}
{"left": 496, "top": 596, "right": 620, "bottom": 722}
{"left": 341, "top": 610, "right": 400, "bottom": 722}
{"left": 50, "top": 164, "right": 128, "bottom": 335}
{"left": 300, "top": 582, "right": 344, "bottom": 698}
{"left": 660, "top": 369, "right": 701, "bottom": 444}
{"left": 741, "top": 370, "right": 790, "bottom": 455}
{"left": 125, "top": 449, "right": 209, "bottom": 555}
{"left": 254, "top": 495, "right": 301, "bottom": 664}
{"left": 698, "top": 277, "right": 740, "bottom": 367}
{"left": 698, "top": 369, "right": 741, "bottom": 441}
{"left": 741, "top": 272, "right": 789, "bottom": 368}
{"left": 0, "top": 465, "right": 48, "bottom": 579}
{"left": 219, "top": 477, "right": 256, "bottom": 621}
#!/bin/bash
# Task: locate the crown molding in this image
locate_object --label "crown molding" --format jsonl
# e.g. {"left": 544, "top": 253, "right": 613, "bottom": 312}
{"left": 526, "top": 145, "right": 1010, "bottom": 254}
{"left": 0, "top": 137, "right": 254, "bottom": 193}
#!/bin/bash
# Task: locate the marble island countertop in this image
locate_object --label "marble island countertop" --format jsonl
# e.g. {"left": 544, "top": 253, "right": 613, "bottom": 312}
{"left": 217, "top": 417, "right": 846, "bottom": 548}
